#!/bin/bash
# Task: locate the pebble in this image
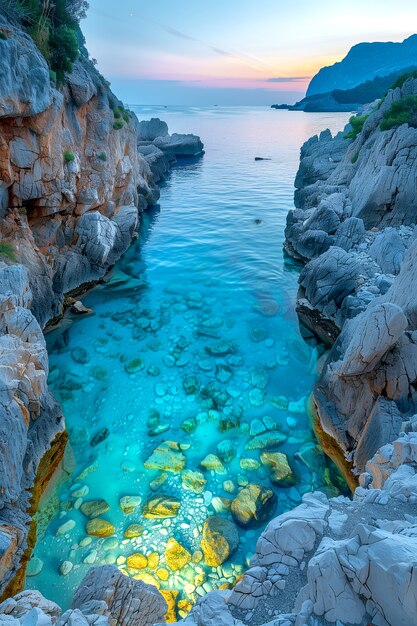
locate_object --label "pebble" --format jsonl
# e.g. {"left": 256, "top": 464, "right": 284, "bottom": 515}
{"left": 56, "top": 520, "right": 75, "bottom": 536}
{"left": 60, "top": 561, "right": 73, "bottom": 576}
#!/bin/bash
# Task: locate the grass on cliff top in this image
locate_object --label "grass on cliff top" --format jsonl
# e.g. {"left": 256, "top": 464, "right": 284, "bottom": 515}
{"left": 0, "top": 242, "right": 17, "bottom": 262}
{"left": 381, "top": 95, "right": 417, "bottom": 131}
{"left": 344, "top": 114, "right": 369, "bottom": 141}
{"left": 0, "top": 0, "right": 89, "bottom": 83}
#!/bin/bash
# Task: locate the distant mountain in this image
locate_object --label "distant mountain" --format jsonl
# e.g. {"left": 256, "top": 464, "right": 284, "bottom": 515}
{"left": 272, "top": 67, "right": 417, "bottom": 113}
{"left": 307, "top": 34, "right": 417, "bottom": 97}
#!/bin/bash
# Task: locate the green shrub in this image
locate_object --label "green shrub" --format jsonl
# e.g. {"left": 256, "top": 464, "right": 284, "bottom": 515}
{"left": 49, "top": 69, "right": 57, "bottom": 83}
{"left": 351, "top": 151, "right": 359, "bottom": 164}
{"left": 113, "top": 120, "right": 124, "bottom": 130}
{"left": 0, "top": 32, "right": 7, "bottom": 40}
{"left": 380, "top": 95, "right": 417, "bottom": 131}
{"left": 344, "top": 114, "right": 369, "bottom": 140}
{"left": 18, "top": 207, "right": 27, "bottom": 216}
{"left": 390, "top": 70, "right": 417, "bottom": 91}
{"left": 98, "top": 151, "right": 107, "bottom": 161}
{"left": 113, "top": 108, "right": 121, "bottom": 119}
{"left": 64, "top": 150, "right": 75, "bottom": 162}
{"left": 50, "top": 24, "right": 79, "bottom": 83}
{"left": 0, "top": 242, "right": 16, "bottom": 262}
{"left": 123, "top": 111, "right": 130, "bottom": 123}
{"left": 2, "top": 0, "right": 89, "bottom": 83}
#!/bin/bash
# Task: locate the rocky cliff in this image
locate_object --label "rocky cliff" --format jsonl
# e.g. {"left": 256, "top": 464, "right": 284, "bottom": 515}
{"left": 0, "top": 14, "right": 202, "bottom": 600}
{"left": 285, "top": 76, "right": 417, "bottom": 485}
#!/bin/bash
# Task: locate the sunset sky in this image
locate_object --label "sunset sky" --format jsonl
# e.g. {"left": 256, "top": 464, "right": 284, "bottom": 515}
{"left": 83, "top": 0, "right": 417, "bottom": 105}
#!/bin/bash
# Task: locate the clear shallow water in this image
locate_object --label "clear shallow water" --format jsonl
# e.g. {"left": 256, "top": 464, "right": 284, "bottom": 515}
{"left": 28, "top": 107, "right": 349, "bottom": 612}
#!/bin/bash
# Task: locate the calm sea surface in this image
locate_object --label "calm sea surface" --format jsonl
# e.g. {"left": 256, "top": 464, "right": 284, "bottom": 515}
{"left": 28, "top": 107, "right": 349, "bottom": 610}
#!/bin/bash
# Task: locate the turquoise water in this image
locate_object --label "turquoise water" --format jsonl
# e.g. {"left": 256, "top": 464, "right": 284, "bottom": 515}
{"left": 28, "top": 107, "right": 349, "bottom": 613}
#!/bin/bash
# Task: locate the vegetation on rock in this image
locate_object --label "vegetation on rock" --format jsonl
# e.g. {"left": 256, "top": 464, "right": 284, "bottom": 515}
{"left": 381, "top": 94, "right": 417, "bottom": 130}
{"left": 344, "top": 113, "right": 368, "bottom": 140}
{"left": 0, "top": 0, "right": 89, "bottom": 82}
{"left": 0, "top": 242, "right": 17, "bottom": 262}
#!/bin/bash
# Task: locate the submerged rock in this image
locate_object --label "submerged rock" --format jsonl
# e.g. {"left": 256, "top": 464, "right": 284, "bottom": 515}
{"left": 181, "top": 470, "right": 206, "bottom": 493}
{"left": 144, "top": 441, "right": 186, "bottom": 472}
{"left": 90, "top": 428, "right": 110, "bottom": 447}
{"left": 260, "top": 451, "right": 299, "bottom": 486}
{"left": 205, "top": 340, "right": 237, "bottom": 356}
{"left": 216, "top": 440, "right": 235, "bottom": 464}
{"left": 231, "top": 484, "right": 277, "bottom": 528}
{"left": 86, "top": 519, "right": 116, "bottom": 537}
{"left": 119, "top": 495, "right": 142, "bottom": 514}
{"left": 245, "top": 430, "right": 287, "bottom": 450}
{"left": 201, "top": 516, "right": 239, "bottom": 566}
{"left": 125, "top": 357, "right": 144, "bottom": 374}
{"left": 142, "top": 495, "right": 181, "bottom": 518}
{"left": 124, "top": 524, "right": 143, "bottom": 539}
{"left": 71, "top": 346, "right": 90, "bottom": 364}
{"left": 183, "top": 374, "right": 201, "bottom": 394}
{"left": 200, "top": 454, "right": 226, "bottom": 474}
{"left": 127, "top": 553, "right": 148, "bottom": 570}
{"left": 80, "top": 499, "right": 110, "bottom": 519}
{"left": 165, "top": 537, "right": 191, "bottom": 571}
{"left": 26, "top": 557, "right": 43, "bottom": 577}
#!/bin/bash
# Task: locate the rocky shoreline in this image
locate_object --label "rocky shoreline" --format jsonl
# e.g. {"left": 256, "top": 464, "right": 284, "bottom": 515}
{"left": 2, "top": 13, "right": 417, "bottom": 626}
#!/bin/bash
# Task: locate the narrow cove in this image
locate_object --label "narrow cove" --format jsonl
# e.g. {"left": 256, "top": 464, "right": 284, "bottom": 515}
{"left": 27, "top": 107, "right": 350, "bottom": 613}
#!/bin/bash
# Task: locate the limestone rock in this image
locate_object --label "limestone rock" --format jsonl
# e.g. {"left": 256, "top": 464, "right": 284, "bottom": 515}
{"left": 137, "top": 118, "right": 168, "bottom": 141}
{"left": 72, "top": 565, "right": 167, "bottom": 626}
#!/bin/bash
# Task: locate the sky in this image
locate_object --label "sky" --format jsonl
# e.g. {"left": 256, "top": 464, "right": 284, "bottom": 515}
{"left": 82, "top": 0, "right": 417, "bottom": 106}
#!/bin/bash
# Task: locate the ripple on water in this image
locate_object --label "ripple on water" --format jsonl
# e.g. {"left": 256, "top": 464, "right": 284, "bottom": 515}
{"left": 28, "top": 107, "right": 350, "bottom": 615}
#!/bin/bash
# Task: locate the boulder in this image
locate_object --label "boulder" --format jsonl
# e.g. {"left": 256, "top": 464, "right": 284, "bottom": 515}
{"left": 154, "top": 133, "right": 204, "bottom": 157}
{"left": 201, "top": 517, "right": 239, "bottom": 566}
{"left": 164, "top": 538, "right": 191, "bottom": 571}
{"left": 181, "top": 470, "right": 206, "bottom": 493}
{"left": 80, "top": 500, "right": 110, "bottom": 519}
{"left": 338, "top": 302, "right": 408, "bottom": 376}
{"left": 72, "top": 565, "right": 167, "bottom": 626}
{"left": 137, "top": 118, "right": 168, "bottom": 141}
{"left": 142, "top": 495, "right": 181, "bottom": 518}
{"left": 85, "top": 519, "right": 115, "bottom": 538}
{"left": 231, "top": 484, "right": 277, "bottom": 528}
{"left": 126, "top": 553, "right": 148, "bottom": 571}
{"left": 260, "top": 452, "right": 298, "bottom": 487}
{"left": 144, "top": 441, "right": 186, "bottom": 472}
